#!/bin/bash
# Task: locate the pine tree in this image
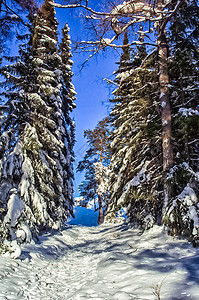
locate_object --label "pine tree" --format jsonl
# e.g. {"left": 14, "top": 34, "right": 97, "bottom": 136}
{"left": 0, "top": 0, "right": 76, "bottom": 245}
{"left": 163, "top": 0, "right": 199, "bottom": 244}
{"left": 77, "top": 117, "right": 110, "bottom": 224}
{"left": 105, "top": 32, "right": 162, "bottom": 227}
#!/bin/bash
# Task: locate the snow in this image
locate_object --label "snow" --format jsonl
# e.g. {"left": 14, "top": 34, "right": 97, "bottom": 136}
{"left": 94, "top": 162, "right": 109, "bottom": 196}
{"left": 161, "top": 101, "right": 166, "bottom": 108}
{"left": 166, "top": 182, "right": 199, "bottom": 237}
{"left": 177, "top": 184, "right": 198, "bottom": 206}
{"left": 131, "top": 160, "right": 150, "bottom": 187}
{"left": 40, "top": 34, "right": 57, "bottom": 45}
{"left": 179, "top": 108, "right": 199, "bottom": 117}
{"left": 160, "top": 92, "right": 165, "bottom": 99}
{"left": 110, "top": 1, "right": 148, "bottom": 16}
{"left": 16, "top": 224, "right": 32, "bottom": 244}
{"left": 32, "top": 57, "right": 43, "bottom": 65}
{"left": 101, "top": 38, "right": 112, "bottom": 45}
{"left": 2, "top": 142, "right": 23, "bottom": 177}
{"left": 115, "top": 70, "right": 131, "bottom": 82}
{"left": 1, "top": 207, "right": 199, "bottom": 299}
{"left": 4, "top": 190, "right": 25, "bottom": 227}
{"left": 163, "top": 120, "right": 168, "bottom": 126}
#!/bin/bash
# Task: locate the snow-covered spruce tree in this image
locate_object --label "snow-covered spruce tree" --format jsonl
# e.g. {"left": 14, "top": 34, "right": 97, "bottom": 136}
{"left": 163, "top": 0, "right": 199, "bottom": 244}
{"left": 105, "top": 32, "right": 162, "bottom": 227}
{"left": 22, "top": 0, "right": 75, "bottom": 227}
{"left": 105, "top": 31, "right": 134, "bottom": 223}
{"left": 59, "top": 22, "right": 76, "bottom": 209}
{"left": 0, "top": 9, "right": 37, "bottom": 250}
{"left": 77, "top": 117, "right": 110, "bottom": 224}
{"left": 0, "top": 0, "right": 76, "bottom": 246}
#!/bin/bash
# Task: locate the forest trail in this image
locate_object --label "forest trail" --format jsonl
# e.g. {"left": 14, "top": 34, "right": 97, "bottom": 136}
{"left": 1, "top": 223, "right": 199, "bottom": 300}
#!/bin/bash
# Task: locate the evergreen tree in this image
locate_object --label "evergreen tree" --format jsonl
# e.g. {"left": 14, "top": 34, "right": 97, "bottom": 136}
{"left": 60, "top": 23, "right": 76, "bottom": 211}
{"left": 163, "top": 0, "right": 199, "bottom": 244}
{"left": 77, "top": 117, "right": 110, "bottom": 224}
{"left": 0, "top": 0, "right": 76, "bottom": 246}
{"left": 105, "top": 32, "right": 162, "bottom": 228}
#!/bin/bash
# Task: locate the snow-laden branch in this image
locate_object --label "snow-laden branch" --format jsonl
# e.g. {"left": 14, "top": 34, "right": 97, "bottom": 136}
{"left": 77, "top": 39, "right": 157, "bottom": 49}
{"left": 51, "top": 0, "right": 183, "bottom": 67}
{"left": 103, "top": 78, "right": 118, "bottom": 86}
{"left": 51, "top": 0, "right": 173, "bottom": 18}
{"left": 49, "top": 2, "right": 110, "bottom": 16}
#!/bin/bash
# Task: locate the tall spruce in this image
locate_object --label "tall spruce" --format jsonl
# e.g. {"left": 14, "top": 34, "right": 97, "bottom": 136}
{"left": 0, "top": 0, "right": 76, "bottom": 246}
{"left": 105, "top": 32, "right": 162, "bottom": 227}
{"left": 163, "top": 0, "right": 199, "bottom": 244}
{"left": 60, "top": 23, "right": 76, "bottom": 210}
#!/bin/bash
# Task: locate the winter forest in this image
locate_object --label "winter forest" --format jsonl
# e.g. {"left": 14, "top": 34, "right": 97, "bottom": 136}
{"left": 0, "top": 0, "right": 199, "bottom": 299}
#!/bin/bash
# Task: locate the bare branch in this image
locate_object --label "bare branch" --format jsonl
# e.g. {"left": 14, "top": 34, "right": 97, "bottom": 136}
{"left": 52, "top": 0, "right": 181, "bottom": 70}
{"left": 2, "top": 1, "right": 28, "bottom": 26}
{"left": 78, "top": 48, "right": 101, "bottom": 72}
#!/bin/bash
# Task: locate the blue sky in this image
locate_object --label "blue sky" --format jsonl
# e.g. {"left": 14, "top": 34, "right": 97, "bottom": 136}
{"left": 55, "top": 6, "right": 118, "bottom": 196}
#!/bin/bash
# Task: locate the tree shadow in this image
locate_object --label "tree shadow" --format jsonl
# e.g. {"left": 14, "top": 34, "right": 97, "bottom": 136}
{"left": 21, "top": 223, "right": 199, "bottom": 299}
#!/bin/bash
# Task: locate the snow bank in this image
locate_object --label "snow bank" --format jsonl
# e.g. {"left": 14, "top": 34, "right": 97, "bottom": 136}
{"left": 4, "top": 189, "right": 25, "bottom": 228}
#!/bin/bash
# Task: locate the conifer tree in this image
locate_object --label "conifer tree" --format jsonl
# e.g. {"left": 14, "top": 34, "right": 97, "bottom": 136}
{"left": 105, "top": 32, "right": 162, "bottom": 227}
{"left": 60, "top": 23, "right": 76, "bottom": 209}
{"left": 0, "top": 0, "right": 76, "bottom": 245}
{"left": 163, "top": 0, "right": 199, "bottom": 244}
{"left": 77, "top": 117, "right": 110, "bottom": 224}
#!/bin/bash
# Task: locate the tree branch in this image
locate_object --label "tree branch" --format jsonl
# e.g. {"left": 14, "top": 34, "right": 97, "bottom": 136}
{"left": 2, "top": 0, "right": 28, "bottom": 26}
{"left": 159, "top": 0, "right": 183, "bottom": 35}
{"left": 50, "top": 2, "right": 110, "bottom": 16}
{"left": 77, "top": 39, "right": 157, "bottom": 49}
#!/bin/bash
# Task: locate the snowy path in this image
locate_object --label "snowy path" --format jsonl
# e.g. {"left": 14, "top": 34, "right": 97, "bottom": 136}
{"left": 1, "top": 223, "right": 199, "bottom": 300}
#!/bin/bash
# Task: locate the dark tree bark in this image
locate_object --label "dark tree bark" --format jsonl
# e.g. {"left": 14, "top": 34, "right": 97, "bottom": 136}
{"left": 98, "top": 194, "right": 103, "bottom": 225}
{"left": 97, "top": 137, "right": 104, "bottom": 225}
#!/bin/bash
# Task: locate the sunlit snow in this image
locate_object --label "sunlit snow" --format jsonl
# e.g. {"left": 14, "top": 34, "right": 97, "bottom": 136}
{"left": 1, "top": 205, "right": 199, "bottom": 299}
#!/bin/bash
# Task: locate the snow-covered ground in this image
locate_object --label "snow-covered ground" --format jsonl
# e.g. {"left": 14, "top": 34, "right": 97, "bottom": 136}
{"left": 1, "top": 208, "right": 199, "bottom": 300}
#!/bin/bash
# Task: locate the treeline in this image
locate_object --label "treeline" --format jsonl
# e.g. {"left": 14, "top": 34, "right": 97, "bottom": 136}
{"left": 0, "top": 0, "right": 76, "bottom": 255}
{"left": 77, "top": 0, "right": 199, "bottom": 245}
{"left": 0, "top": 0, "right": 199, "bottom": 254}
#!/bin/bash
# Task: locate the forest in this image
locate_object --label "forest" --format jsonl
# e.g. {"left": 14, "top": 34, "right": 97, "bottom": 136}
{"left": 0, "top": 0, "right": 199, "bottom": 257}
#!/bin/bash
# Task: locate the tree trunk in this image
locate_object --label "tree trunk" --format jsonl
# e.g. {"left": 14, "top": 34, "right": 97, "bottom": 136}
{"left": 98, "top": 194, "right": 103, "bottom": 225}
{"left": 158, "top": 31, "right": 174, "bottom": 211}
{"left": 98, "top": 136, "right": 104, "bottom": 225}
{"left": 180, "top": 71, "right": 190, "bottom": 164}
